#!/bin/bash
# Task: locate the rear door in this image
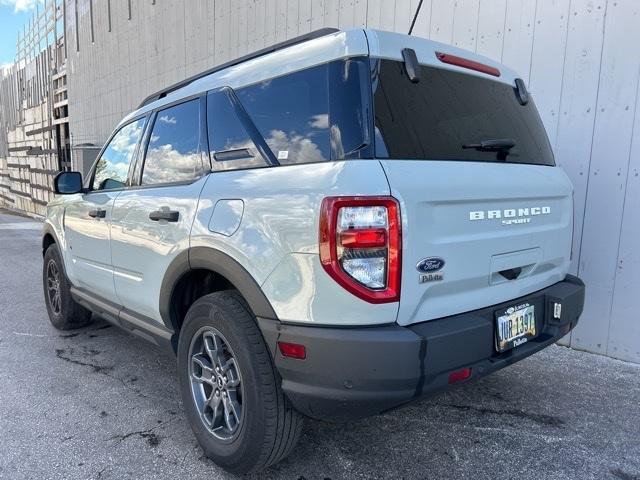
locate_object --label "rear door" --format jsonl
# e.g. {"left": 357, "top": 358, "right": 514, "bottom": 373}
{"left": 110, "top": 97, "right": 209, "bottom": 323}
{"left": 368, "top": 33, "right": 573, "bottom": 326}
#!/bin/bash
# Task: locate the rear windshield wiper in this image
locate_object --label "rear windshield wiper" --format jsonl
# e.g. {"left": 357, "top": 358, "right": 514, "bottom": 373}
{"left": 462, "top": 139, "right": 516, "bottom": 161}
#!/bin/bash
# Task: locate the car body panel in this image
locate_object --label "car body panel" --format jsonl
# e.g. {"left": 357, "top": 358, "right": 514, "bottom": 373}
{"left": 110, "top": 177, "right": 207, "bottom": 323}
{"left": 381, "top": 160, "right": 573, "bottom": 326}
{"left": 191, "top": 160, "right": 397, "bottom": 325}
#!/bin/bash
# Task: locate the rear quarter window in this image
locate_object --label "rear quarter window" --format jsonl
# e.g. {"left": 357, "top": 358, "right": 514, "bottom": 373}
{"left": 235, "top": 65, "right": 331, "bottom": 165}
{"left": 205, "top": 59, "right": 371, "bottom": 172}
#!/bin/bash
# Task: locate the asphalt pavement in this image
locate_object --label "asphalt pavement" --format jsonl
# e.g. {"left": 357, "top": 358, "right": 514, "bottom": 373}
{"left": 0, "top": 209, "right": 639, "bottom": 480}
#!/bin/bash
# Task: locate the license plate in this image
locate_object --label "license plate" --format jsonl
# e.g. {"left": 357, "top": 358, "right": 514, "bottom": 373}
{"left": 495, "top": 303, "right": 536, "bottom": 352}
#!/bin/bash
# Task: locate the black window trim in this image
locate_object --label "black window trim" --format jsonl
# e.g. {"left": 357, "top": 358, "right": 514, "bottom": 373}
{"left": 206, "top": 86, "right": 279, "bottom": 170}
{"left": 129, "top": 93, "right": 212, "bottom": 190}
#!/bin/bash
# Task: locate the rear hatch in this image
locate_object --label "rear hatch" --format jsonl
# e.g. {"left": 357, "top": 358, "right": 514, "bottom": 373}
{"left": 367, "top": 32, "right": 573, "bottom": 326}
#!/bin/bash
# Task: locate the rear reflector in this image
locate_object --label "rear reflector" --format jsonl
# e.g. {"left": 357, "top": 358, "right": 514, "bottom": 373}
{"left": 448, "top": 367, "right": 472, "bottom": 384}
{"left": 435, "top": 52, "right": 501, "bottom": 77}
{"left": 278, "top": 341, "right": 306, "bottom": 360}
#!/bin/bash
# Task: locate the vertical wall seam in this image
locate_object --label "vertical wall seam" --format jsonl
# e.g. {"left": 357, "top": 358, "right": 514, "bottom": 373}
{"left": 576, "top": 0, "right": 609, "bottom": 280}
{"left": 74, "top": 0, "right": 79, "bottom": 52}
{"left": 474, "top": 0, "right": 481, "bottom": 52}
{"left": 552, "top": 0, "right": 573, "bottom": 154}
{"left": 450, "top": 2, "right": 457, "bottom": 45}
{"left": 364, "top": 0, "right": 369, "bottom": 27}
{"left": 426, "top": 0, "right": 433, "bottom": 38}
{"left": 605, "top": 62, "right": 640, "bottom": 355}
{"left": 527, "top": 0, "right": 539, "bottom": 85}
{"left": 89, "top": 0, "right": 94, "bottom": 43}
{"left": 285, "top": 0, "right": 289, "bottom": 37}
{"left": 184, "top": 0, "right": 188, "bottom": 75}
{"left": 499, "top": 0, "right": 508, "bottom": 62}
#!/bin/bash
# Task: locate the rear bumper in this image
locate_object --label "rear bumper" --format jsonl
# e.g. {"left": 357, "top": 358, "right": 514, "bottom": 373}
{"left": 258, "top": 275, "right": 585, "bottom": 422}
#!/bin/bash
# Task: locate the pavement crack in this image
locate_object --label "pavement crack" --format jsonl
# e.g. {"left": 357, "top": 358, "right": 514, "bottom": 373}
{"left": 55, "top": 348, "right": 113, "bottom": 374}
{"left": 93, "top": 324, "right": 112, "bottom": 331}
{"left": 96, "top": 465, "right": 108, "bottom": 479}
{"left": 54, "top": 347, "right": 150, "bottom": 399}
{"left": 59, "top": 332, "right": 80, "bottom": 338}
{"left": 110, "top": 417, "right": 176, "bottom": 447}
{"left": 444, "top": 403, "right": 565, "bottom": 428}
{"left": 611, "top": 468, "right": 640, "bottom": 480}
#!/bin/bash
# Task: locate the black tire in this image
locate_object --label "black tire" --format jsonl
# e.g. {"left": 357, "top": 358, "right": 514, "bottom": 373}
{"left": 43, "top": 243, "right": 93, "bottom": 330}
{"left": 177, "top": 290, "right": 303, "bottom": 474}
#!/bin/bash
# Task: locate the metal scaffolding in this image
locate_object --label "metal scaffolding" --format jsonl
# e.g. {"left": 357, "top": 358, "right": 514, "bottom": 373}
{"left": 0, "top": 0, "right": 68, "bottom": 215}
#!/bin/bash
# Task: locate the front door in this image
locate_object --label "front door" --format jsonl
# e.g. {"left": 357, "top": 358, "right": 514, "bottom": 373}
{"left": 110, "top": 98, "right": 209, "bottom": 323}
{"left": 64, "top": 116, "right": 147, "bottom": 303}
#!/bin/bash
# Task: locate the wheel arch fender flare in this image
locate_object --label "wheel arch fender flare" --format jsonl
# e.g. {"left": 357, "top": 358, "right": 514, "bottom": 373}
{"left": 42, "top": 222, "right": 61, "bottom": 256}
{"left": 159, "top": 246, "right": 278, "bottom": 331}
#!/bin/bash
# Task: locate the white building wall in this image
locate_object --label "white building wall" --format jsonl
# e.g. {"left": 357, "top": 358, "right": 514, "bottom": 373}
{"left": 65, "top": 0, "right": 640, "bottom": 363}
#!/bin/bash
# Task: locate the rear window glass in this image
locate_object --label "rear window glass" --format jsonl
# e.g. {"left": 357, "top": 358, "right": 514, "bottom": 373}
{"left": 236, "top": 65, "right": 330, "bottom": 164}
{"left": 207, "top": 89, "right": 268, "bottom": 171}
{"left": 372, "top": 59, "right": 555, "bottom": 166}
{"left": 225, "top": 58, "right": 370, "bottom": 167}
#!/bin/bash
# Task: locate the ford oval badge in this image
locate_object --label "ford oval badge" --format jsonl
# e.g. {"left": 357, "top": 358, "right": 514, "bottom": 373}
{"left": 416, "top": 257, "right": 445, "bottom": 273}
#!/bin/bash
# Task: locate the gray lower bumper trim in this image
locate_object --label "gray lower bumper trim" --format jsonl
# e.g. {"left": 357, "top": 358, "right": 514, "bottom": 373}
{"left": 257, "top": 275, "right": 585, "bottom": 422}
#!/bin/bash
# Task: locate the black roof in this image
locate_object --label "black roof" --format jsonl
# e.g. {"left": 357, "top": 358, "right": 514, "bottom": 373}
{"left": 138, "top": 27, "right": 341, "bottom": 109}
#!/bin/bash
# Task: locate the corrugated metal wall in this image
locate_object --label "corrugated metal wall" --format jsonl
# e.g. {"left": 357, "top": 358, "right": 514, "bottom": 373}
{"left": 65, "top": 0, "right": 639, "bottom": 363}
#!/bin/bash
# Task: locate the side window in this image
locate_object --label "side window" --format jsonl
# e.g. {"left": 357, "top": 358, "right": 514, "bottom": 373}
{"left": 236, "top": 64, "right": 330, "bottom": 164}
{"left": 207, "top": 90, "right": 267, "bottom": 171}
{"left": 92, "top": 117, "right": 145, "bottom": 190}
{"left": 141, "top": 99, "right": 205, "bottom": 185}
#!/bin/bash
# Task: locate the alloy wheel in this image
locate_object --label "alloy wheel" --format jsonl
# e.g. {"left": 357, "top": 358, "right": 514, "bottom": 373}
{"left": 188, "top": 326, "right": 243, "bottom": 440}
{"left": 46, "top": 259, "right": 62, "bottom": 316}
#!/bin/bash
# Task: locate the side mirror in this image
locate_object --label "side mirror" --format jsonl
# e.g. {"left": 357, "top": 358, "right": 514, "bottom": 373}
{"left": 54, "top": 171, "right": 83, "bottom": 194}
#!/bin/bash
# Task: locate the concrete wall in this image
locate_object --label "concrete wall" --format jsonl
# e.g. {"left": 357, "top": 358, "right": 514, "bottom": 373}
{"left": 65, "top": 0, "right": 640, "bottom": 363}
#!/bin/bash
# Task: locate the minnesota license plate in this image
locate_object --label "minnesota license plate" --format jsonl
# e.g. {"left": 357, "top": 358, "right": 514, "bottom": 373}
{"left": 495, "top": 303, "right": 536, "bottom": 352}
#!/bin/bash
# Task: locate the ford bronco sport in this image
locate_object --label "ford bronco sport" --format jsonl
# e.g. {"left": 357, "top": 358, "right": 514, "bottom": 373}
{"left": 43, "top": 28, "right": 585, "bottom": 473}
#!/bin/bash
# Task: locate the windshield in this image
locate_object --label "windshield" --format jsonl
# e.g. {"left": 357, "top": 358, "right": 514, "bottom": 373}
{"left": 371, "top": 59, "right": 555, "bottom": 166}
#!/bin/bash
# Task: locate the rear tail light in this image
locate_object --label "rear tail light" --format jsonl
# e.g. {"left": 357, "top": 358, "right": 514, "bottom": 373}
{"left": 319, "top": 197, "right": 401, "bottom": 303}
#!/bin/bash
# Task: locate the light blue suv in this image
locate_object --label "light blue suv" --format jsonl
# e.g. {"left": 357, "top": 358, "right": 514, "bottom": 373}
{"left": 42, "top": 28, "right": 585, "bottom": 473}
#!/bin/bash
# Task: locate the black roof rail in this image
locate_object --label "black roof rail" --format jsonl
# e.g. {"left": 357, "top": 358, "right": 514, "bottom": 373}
{"left": 138, "top": 27, "right": 341, "bottom": 109}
